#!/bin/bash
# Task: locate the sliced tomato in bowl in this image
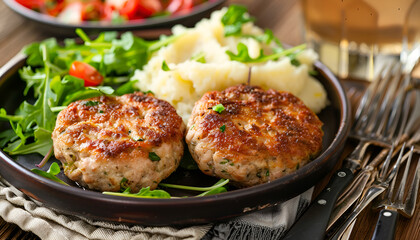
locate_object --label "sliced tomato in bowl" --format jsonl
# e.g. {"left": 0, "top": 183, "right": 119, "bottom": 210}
{"left": 15, "top": 0, "right": 44, "bottom": 9}
{"left": 119, "top": 0, "right": 163, "bottom": 20}
{"left": 167, "top": 0, "right": 193, "bottom": 14}
{"left": 81, "top": 0, "right": 104, "bottom": 21}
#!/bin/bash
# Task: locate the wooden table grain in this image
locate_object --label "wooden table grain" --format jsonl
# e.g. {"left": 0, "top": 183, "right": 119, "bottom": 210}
{"left": 0, "top": 0, "right": 418, "bottom": 239}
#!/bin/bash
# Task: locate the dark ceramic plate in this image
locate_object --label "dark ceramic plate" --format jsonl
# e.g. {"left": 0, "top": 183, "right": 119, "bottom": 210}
{"left": 3, "top": 0, "right": 226, "bottom": 35}
{"left": 0, "top": 52, "right": 350, "bottom": 226}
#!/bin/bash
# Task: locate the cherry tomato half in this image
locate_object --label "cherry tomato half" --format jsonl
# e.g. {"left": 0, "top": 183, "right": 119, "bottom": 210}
{"left": 81, "top": 0, "right": 104, "bottom": 21}
{"left": 167, "top": 0, "right": 193, "bottom": 14}
{"left": 119, "top": 0, "right": 139, "bottom": 19}
{"left": 119, "top": 0, "right": 162, "bottom": 19}
{"left": 16, "top": 0, "right": 46, "bottom": 9}
{"left": 137, "top": 0, "right": 162, "bottom": 17}
{"left": 69, "top": 61, "right": 104, "bottom": 87}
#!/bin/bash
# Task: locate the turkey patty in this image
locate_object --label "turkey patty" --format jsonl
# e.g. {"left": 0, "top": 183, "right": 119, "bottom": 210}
{"left": 186, "top": 85, "right": 323, "bottom": 187}
{"left": 52, "top": 92, "right": 185, "bottom": 192}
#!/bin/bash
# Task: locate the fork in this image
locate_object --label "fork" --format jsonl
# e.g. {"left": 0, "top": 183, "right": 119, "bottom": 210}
{"left": 371, "top": 146, "right": 419, "bottom": 240}
{"left": 283, "top": 61, "right": 407, "bottom": 240}
{"left": 327, "top": 76, "right": 420, "bottom": 231}
{"left": 329, "top": 143, "right": 407, "bottom": 240}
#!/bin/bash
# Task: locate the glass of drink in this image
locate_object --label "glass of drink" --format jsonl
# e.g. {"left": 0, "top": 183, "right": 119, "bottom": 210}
{"left": 301, "top": 0, "right": 420, "bottom": 81}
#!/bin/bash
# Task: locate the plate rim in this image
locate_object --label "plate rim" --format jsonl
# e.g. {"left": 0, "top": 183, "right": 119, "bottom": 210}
{"left": 3, "top": 0, "right": 227, "bottom": 31}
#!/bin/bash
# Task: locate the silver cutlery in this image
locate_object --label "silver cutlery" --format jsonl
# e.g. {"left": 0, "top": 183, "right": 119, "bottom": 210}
{"left": 329, "top": 143, "right": 408, "bottom": 240}
{"left": 282, "top": 61, "right": 406, "bottom": 240}
{"left": 327, "top": 80, "right": 420, "bottom": 233}
{"left": 371, "top": 146, "right": 419, "bottom": 240}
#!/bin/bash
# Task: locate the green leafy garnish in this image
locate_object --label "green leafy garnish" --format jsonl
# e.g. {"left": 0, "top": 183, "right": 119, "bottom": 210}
{"left": 31, "top": 162, "right": 69, "bottom": 186}
{"left": 221, "top": 5, "right": 255, "bottom": 36}
{"left": 102, "top": 179, "right": 229, "bottom": 199}
{"left": 254, "top": 29, "right": 282, "bottom": 46}
{"left": 190, "top": 52, "right": 206, "bottom": 63}
{"left": 84, "top": 101, "right": 100, "bottom": 107}
{"left": 309, "top": 69, "right": 318, "bottom": 76}
{"left": 103, "top": 186, "right": 171, "bottom": 199}
{"left": 161, "top": 60, "right": 171, "bottom": 71}
{"left": 226, "top": 43, "right": 306, "bottom": 63}
{"left": 120, "top": 177, "right": 129, "bottom": 191}
{"left": 212, "top": 104, "right": 225, "bottom": 113}
{"left": 220, "top": 125, "right": 226, "bottom": 132}
{"left": 149, "top": 152, "right": 161, "bottom": 161}
{"left": 160, "top": 179, "right": 230, "bottom": 196}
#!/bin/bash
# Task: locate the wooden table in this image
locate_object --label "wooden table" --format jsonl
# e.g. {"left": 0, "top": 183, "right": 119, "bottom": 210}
{"left": 0, "top": 0, "right": 418, "bottom": 239}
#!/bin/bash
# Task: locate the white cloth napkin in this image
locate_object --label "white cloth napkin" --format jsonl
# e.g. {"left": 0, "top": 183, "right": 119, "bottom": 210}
{"left": 0, "top": 176, "right": 313, "bottom": 240}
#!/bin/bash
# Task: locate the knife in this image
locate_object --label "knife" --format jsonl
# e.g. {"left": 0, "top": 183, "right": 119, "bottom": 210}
{"left": 282, "top": 136, "right": 380, "bottom": 240}
{"left": 282, "top": 139, "right": 375, "bottom": 239}
{"left": 282, "top": 163, "right": 355, "bottom": 240}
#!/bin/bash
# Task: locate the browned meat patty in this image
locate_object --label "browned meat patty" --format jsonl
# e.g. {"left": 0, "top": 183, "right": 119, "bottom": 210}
{"left": 52, "top": 92, "right": 185, "bottom": 192}
{"left": 186, "top": 84, "right": 323, "bottom": 187}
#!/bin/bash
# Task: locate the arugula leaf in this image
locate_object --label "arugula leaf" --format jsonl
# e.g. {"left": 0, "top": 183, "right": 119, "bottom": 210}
{"left": 0, "top": 129, "right": 19, "bottom": 148}
{"left": 103, "top": 186, "right": 171, "bottom": 199}
{"left": 4, "top": 127, "right": 52, "bottom": 156}
{"left": 161, "top": 60, "right": 171, "bottom": 71}
{"left": 31, "top": 162, "right": 69, "bottom": 186}
{"left": 190, "top": 52, "right": 206, "bottom": 63}
{"left": 226, "top": 43, "right": 306, "bottom": 63}
{"left": 246, "top": 29, "right": 283, "bottom": 49}
{"left": 102, "top": 179, "right": 229, "bottom": 199}
{"left": 62, "top": 86, "right": 114, "bottom": 106}
{"left": 197, "top": 186, "right": 227, "bottom": 196}
{"left": 19, "top": 66, "right": 46, "bottom": 97}
{"left": 159, "top": 179, "right": 229, "bottom": 192}
{"left": 221, "top": 5, "right": 254, "bottom": 36}
{"left": 115, "top": 80, "right": 139, "bottom": 96}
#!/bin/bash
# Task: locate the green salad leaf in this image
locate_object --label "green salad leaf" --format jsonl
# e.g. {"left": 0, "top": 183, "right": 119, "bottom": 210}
{"left": 161, "top": 60, "right": 171, "bottom": 71}
{"left": 221, "top": 5, "right": 255, "bottom": 36}
{"left": 226, "top": 43, "right": 306, "bottom": 63}
{"left": 31, "top": 162, "right": 69, "bottom": 186}
{"left": 103, "top": 187, "right": 171, "bottom": 199}
{"left": 160, "top": 179, "right": 230, "bottom": 196}
{"left": 103, "top": 179, "right": 229, "bottom": 199}
{"left": 0, "top": 28, "right": 178, "bottom": 160}
{"left": 190, "top": 52, "right": 206, "bottom": 63}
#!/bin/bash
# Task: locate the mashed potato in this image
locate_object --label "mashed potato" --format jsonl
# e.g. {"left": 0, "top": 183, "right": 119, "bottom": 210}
{"left": 132, "top": 8, "right": 328, "bottom": 123}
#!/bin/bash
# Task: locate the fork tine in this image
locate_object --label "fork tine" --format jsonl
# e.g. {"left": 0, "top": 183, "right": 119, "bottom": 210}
{"left": 402, "top": 90, "right": 420, "bottom": 137}
{"left": 394, "top": 146, "right": 413, "bottom": 205}
{"left": 378, "top": 144, "right": 396, "bottom": 181}
{"left": 384, "top": 154, "right": 400, "bottom": 201}
{"left": 401, "top": 147, "right": 419, "bottom": 217}
{"left": 384, "top": 73, "right": 412, "bottom": 140}
{"left": 352, "top": 63, "right": 390, "bottom": 129}
{"left": 385, "top": 142, "right": 406, "bottom": 184}
{"left": 367, "top": 63, "right": 402, "bottom": 135}
{"left": 374, "top": 64, "right": 405, "bottom": 136}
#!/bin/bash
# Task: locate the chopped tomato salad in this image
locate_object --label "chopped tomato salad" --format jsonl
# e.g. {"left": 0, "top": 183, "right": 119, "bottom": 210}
{"left": 15, "top": 0, "right": 211, "bottom": 23}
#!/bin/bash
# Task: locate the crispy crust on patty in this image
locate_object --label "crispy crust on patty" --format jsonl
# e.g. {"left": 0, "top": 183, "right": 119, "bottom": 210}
{"left": 52, "top": 92, "right": 185, "bottom": 192}
{"left": 186, "top": 84, "right": 323, "bottom": 187}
